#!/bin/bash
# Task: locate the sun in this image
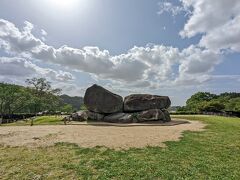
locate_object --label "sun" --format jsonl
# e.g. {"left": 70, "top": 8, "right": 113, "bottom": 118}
{"left": 48, "top": 0, "right": 79, "bottom": 10}
{"left": 39, "top": 0, "right": 90, "bottom": 17}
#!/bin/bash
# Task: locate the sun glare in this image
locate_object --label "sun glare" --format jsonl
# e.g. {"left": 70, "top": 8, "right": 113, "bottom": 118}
{"left": 48, "top": 0, "right": 79, "bottom": 10}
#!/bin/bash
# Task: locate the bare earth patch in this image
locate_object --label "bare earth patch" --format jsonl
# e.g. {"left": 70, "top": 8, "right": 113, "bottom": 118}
{"left": 0, "top": 119, "right": 205, "bottom": 149}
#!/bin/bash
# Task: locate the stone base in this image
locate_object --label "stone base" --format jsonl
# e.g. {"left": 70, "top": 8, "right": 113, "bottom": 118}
{"left": 70, "top": 109, "right": 171, "bottom": 123}
{"left": 103, "top": 113, "right": 136, "bottom": 123}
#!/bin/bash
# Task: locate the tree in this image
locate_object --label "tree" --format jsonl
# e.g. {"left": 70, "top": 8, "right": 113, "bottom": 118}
{"left": 0, "top": 83, "right": 36, "bottom": 124}
{"left": 186, "top": 92, "right": 217, "bottom": 105}
{"left": 0, "top": 83, "right": 6, "bottom": 125}
{"left": 180, "top": 91, "right": 240, "bottom": 113}
{"left": 61, "top": 104, "right": 74, "bottom": 114}
{"left": 225, "top": 97, "right": 240, "bottom": 112}
{"left": 200, "top": 101, "right": 225, "bottom": 112}
{"left": 185, "top": 92, "right": 218, "bottom": 113}
{"left": 26, "top": 78, "right": 61, "bottom": 112}
{"left": 26, "top": 78, "right": 61, "bottom": 125}
{"left": 3, "top": 84, "right": 20, "bottom": 114}
{"left": 10, "top": 88, "right": 33, "bottom": 114}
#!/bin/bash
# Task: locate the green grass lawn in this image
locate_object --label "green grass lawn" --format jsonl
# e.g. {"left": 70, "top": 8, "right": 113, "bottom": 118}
{"left": 30, "top": 115, "right": 64, "bottom": 125}
{"left": 3, "top": 115, "right": 64, "bottom": 126}
{"left": 0, "top": 115, "right": 240, "bottom": 179}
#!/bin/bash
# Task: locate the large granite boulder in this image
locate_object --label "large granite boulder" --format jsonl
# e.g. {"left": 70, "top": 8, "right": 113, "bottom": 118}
{"left": 124, "top": 94, "right": 171, "bottom": 112}
{"left": 136, "top": 109, "right": 165, "bottom": 122}
{"left": 162, "top": 109, "right": 171, "bottom": 122}
{"left": 87, "top": 111, "right": 105, "bottom": 121}
{"left": 103, "top": 113, "right": 136, "bottom": 123}
{"left": 71, "top": 110, "right": 104, "bottom": 121}
{"left": 71, "top": 111, "right": 88, "bottom": 121}
{"left": 84, "top": 84, "right": 123, "bottom": 114}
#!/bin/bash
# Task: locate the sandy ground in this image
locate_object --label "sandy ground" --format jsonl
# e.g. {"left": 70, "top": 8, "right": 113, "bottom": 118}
{"left": 0, "top": 119, "right": 206, "bottom": 149}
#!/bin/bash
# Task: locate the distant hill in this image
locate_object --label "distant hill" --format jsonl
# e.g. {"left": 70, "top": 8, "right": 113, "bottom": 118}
{"left": 60, "top": 94, "right": 84, "bottom": 110}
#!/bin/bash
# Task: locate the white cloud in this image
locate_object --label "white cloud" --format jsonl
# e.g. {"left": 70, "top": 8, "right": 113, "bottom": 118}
{"left": 23, "top": 21, "right": 34, "bottom": 34}
{"left": 157, "top": 1, "right": 188, "bottom": 16}
{"left": 0, "top": 56, "right": 74, "bottom": 82}
{"left": 0, "top": 57, "right": 35, "bottom": 77}
{"left": 54, "top": 70, "right": 75, "bottom": 81}
{"left": 129, "top": 45, "right": 180, "bottom": 80}
{"left": 179, "top": 45, "right": 220, "bottom": 74}
{"left": 41, "top": 29, "right": 47, "bottom": 36}
{"left": 199, "top": 15, "right": 240, "bottom": 52}
{"left": 40, "top": 29, "right": 48, "bottom": 41}
{"left": 174, "top": 74, "right": 211, "bottom": 86}
{"left": 0, "top": 19, "right": 42, "bottom": 53}
{"left": 0, "top": 18, "right": 226, "bottom": 89}
{"left": 179, "top": 0, "right": 240, "bottom": 52}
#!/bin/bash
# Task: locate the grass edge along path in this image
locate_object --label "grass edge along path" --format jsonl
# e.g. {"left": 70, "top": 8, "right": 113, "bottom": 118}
{"left": 2, "top": 115, "right": 64, "bottom": 126}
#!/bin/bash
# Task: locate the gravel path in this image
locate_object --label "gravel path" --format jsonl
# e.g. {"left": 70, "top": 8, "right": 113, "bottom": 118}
{"left": 0, "top": 119, "right": 205, "bottom": 149}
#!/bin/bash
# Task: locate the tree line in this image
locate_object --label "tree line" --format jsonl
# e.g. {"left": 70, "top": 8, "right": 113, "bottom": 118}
{"left": 177, "top": 92, "right": 240, "bottom": 113}
{"left": 0, "top": 78, "right": 77, "bottom": 124}
{"left": 1, "top": 79, "right": 240, "bottom": 123}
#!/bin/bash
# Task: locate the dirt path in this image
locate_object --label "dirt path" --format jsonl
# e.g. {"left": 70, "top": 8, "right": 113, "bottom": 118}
{"left": 0, "top": 119, "right": 205, "bottom": 149}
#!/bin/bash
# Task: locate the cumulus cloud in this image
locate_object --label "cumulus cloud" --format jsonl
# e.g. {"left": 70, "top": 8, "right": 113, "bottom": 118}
{"left": 0, "top": 57, "right": 36, "bottom": 77}
{"left": 0, "top": 18, "right": 224, "bottom": 89}
{"left": 199, "top": 15, "right": 240, "bottom": 52}
{"left": 179, "top": 0, "right": 240, "bottom": 52}
{"left": 0, "top": 19, "right": 42, "bottom": 54}
{"left": 174, "top": 47, "right": 220, "bottom": 85}
{"left": 129, "top": 45, "right": 180, "bottom": 80}
{"left": 179, "top": 45, "right": 220, "bottom": 75}
{"left": 0, "top": 57, "right": 74, "bottom": 82}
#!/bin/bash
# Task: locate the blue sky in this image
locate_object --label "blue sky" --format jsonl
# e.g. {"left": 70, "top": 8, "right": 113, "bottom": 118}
{"left": 0, "top": 0, "right": 240, "bottom": 105}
